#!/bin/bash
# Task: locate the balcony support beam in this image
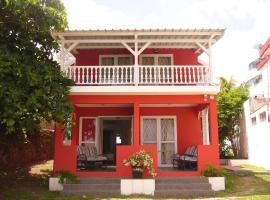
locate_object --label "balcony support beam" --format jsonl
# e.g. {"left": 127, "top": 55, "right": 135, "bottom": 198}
{"left": 67, "top": 42, "right": 79, "bottom": 52}
{"left": 121, "top": 42, "right": 136, "bottom": 56}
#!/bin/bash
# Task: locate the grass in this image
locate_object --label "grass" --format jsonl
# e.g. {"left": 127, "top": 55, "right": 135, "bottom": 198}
{"left": 239, "top": 164, "right": 269, "bottom": 173}
{"left": 1, "top": 161, "right": 270, "bottom": 199}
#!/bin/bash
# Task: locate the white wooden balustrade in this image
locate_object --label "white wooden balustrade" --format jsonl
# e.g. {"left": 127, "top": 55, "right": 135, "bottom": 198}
{"left": 65, "top": 65, "right": 209, "bottom": 85}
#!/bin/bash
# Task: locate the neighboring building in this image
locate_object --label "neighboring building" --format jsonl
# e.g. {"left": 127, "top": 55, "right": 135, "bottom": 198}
{"left": 244, "top": 36, "right": 270, "bottom": 169}
{"left": 52, "top": 29, "right": 224, "bottom": 177}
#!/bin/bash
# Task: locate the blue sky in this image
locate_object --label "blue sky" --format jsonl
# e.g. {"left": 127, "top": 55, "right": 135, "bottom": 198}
{"left": 62, "top": 0, "right": 270, "bottom": 83}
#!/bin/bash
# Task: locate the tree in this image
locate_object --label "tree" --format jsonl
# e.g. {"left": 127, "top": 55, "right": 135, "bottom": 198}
{"left": 0, "top": 0, "right": 73, "bottom": 140}
{"left": 217, "top": 77, "right": 249, "bottom": 158}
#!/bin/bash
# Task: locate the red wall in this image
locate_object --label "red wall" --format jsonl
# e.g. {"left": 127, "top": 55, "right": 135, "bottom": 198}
{"left": 53, "top": 95, "right": 220, "bottom": 177}
{"left": 74, "top": 48, "right": 200, "bottom": 66}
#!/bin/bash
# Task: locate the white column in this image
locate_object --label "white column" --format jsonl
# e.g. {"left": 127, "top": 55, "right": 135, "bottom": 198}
{"left": 208, "top": 40, "right": 213, "bottom": 84}
{"left": 59, "top": 44, "right": 65, "bottom": 72}
{"left": 134, "top": 35, "right": 139, "bottom": 85}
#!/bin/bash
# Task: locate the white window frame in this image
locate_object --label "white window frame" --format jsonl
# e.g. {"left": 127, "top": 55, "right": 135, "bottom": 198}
{"left": 139, "top": 54, "right": 174, "bottom": 65}
{"left": 79, "top": 117, "right": 98, "bottom": 148}
{"left": 140, "top": 116, "right": 177, "bottom": 167}
{"left": 99, "top": 54, "right": 133, "bottom": 66}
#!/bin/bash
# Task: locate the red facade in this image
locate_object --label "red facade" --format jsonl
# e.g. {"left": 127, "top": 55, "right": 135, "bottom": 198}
{"left": 54, "top": 35, "right": 219, "bottom": 177}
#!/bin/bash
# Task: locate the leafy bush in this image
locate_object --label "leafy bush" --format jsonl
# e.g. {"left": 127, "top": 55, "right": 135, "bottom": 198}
{"left": 201, "top": 164, "right": 226, "bottom": 177}
{"left": 57, "top": 171, "right": 77, "bottom": 184}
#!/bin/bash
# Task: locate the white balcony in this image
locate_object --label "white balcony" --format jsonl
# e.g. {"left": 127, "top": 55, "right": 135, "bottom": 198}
{"left": 65, "top": 65, "right": 210, "bottom": 86}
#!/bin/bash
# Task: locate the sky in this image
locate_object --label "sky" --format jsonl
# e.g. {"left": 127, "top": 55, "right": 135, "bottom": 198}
{"left": 62, "top": 0, "right": 270, "bottom": 83}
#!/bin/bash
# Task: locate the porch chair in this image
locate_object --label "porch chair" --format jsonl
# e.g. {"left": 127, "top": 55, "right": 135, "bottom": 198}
{"left": 172, "top": 146, "right": 197, "bottom": 170}
{"left": 77, "top": 145, "right": 107, "bottom": 170}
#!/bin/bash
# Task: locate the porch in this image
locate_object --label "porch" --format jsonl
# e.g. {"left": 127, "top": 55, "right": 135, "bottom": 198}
{"left": 53, "top": 95, "right": 220, "bottom": 177}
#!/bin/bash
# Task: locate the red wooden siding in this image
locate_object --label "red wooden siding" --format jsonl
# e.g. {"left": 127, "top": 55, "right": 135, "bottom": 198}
{"left": 74, "top": 49, "right": 200, "bottom": 66}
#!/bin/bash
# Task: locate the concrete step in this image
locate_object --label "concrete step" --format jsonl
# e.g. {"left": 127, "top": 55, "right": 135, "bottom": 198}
{"left": 62, "top": 178, "right": 121, "bottom": 196}
{"left": 155, "top": 182, "right": 212, "bottom": 190}
{"left": 156, "top": 176, "right": 209, "bottom": 183}
{"left": 62, "top": 189, "right": 120, "bottom": 196}
{"left": 63, "top": 183, "right": 120, "bottom": 190}
{"left": 75, "top": 177, "right": 120, "bottom": 184}
{"left": 155, "top": 189, "right": 215, "bottom": 198}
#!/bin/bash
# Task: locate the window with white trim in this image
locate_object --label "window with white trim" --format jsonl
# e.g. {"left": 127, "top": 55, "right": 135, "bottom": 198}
{"left": 140, "top": 54, "right": 173, "bottom": 65}
{"left": 251, "top": 117, "right": 257, "bottom": 126}
{"left": 99, "top": 55, "right": 133, "bottom": 66}
{"left": 259, "top": 112, "right": 266, "bottom": 122}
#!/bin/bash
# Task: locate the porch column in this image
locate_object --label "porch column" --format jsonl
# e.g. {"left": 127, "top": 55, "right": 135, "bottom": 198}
{"left": 133, "top": 102, "right": 140, "bottom": 146}
{"left": 209, "top": 97, "right": 219, "bottom": 146}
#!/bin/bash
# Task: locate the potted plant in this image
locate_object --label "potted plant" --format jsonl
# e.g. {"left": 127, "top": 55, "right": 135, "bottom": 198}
{"left": 201, "top": 164, "right": 226, "bottom": 191}
{"left": 123, "top": 150, "right": 156, "bottom": 178}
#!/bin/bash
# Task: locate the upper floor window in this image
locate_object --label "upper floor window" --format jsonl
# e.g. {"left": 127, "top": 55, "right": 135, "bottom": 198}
{"left": 251, "top": 117, "right": 257, "bottom": 126}
{"left": 259, "top": 112, "right": 267, "bottom": 122}
{"left": 140, "top": 54, "right": 173, "bottom": 65}
{"left": 99, "top": 55, "right": 133, "bottom": 66}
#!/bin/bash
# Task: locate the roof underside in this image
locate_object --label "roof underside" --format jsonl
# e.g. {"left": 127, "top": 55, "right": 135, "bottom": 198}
{"left": 53, "top": 29, "right": 225, "bottom": 53}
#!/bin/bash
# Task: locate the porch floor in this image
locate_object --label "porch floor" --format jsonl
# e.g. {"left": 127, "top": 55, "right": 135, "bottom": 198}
{"left": 158, "top": 167, "right": 197, "bottom": 172}
{"left": 77, "top": 166, "right": 116, "bottom": 172}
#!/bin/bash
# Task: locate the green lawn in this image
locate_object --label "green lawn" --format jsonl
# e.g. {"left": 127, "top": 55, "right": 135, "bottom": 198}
{"left": 1, "top": 161, "right": 270, "bottom": 199}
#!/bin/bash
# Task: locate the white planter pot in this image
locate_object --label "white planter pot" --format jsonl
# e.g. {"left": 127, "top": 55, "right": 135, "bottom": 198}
{"left": 49, "top": 177, "right": 63, "bottom": 191}
{"left": 121, "top": 179, "right": 155, "bottom": 196}
{"left": 208, "top": 177, "right": 225, "bottom": 191}
{"left": 63, "top": 139, "right": 71, "bottom": 146}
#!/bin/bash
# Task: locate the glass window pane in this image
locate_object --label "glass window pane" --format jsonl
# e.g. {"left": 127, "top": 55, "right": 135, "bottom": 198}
{"left": 161, "top": 119, "right": 175, "bottom": 141}
{"left": 118, "top": 57, "right": 132, "bottom": 65}
{"left": 158, "top": 57, "right": 172, "bottom": 65}
{"left": 142, "top": 57, "right": 154, "bottom": 65}
{"left": 101, "top": 57, "right": 114, "bottom": 66}
{"left": 161, "top": 143, "right": 175, "bottom": 164}
{"left": 142, "top": 119, "right": 157, "bottom": 143}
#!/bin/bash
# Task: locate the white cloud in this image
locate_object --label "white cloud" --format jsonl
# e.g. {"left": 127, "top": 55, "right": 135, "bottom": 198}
{"left": 62, "top": 0, "right": 270, "bottom": 83}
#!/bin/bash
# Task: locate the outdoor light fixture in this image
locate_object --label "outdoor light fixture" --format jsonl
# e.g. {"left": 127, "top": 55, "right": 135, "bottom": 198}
{"left": 210, "top": 95, "right": 215, "bottom": 100}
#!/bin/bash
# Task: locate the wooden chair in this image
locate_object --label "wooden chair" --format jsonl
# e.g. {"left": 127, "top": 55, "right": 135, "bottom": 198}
{"left": 77, "top": 145, "right": 107, "bottom": 169}
{"left": 172, "top": 146, "right": 197, "bottom": 170}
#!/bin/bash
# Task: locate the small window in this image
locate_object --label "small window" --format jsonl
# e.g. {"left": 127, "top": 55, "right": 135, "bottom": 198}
{"left": 100, "top": 55, "right": 132, "bottom": 66}
{"left": 259, "top": 112, "right": 266, "bottom": 122}
{"left": 251, "top": 117, "right": 257, "bottom": 126}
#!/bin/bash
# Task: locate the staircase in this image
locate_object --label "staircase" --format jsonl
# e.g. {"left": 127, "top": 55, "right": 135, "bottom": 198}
{"left": 62, "top": 177, "right": 214, "bottom": 198}
{"left": 62, "top": 178, "right": 120, "bottom": 196}
{"left": 155, "top": 177, "right": 214, "bottom": 198}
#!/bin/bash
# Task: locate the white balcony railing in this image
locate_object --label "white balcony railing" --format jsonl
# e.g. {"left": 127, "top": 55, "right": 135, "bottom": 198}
{"left": 65, "top": 65, "right": 209, "bottom": 86}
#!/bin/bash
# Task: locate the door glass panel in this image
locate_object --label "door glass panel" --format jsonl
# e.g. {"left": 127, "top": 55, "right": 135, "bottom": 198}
{"left": 161, "top": 119, "right": 175, "bottom": 141}
{"left": 158, "top": 57, "right": 172, "bottom": 65}
{"left": 142, "top": 57, "right": 154, "bottom": 65}
{"left": 160, "top": 118, "right": 175, "bottom": 165}
{"left": 161, "top": 143, "right": 175, "bottom": 164}
{"left": 118, "top": 57, "right": 132, "bottom": 65}
{"left": 142, "top": 119, "right": 157, "bottom": 145}
{"left": 81, "top": 118, "right": 96, "bottom": 144}
{"left": 101, "top": 57, "right": 114, "bottom": 66}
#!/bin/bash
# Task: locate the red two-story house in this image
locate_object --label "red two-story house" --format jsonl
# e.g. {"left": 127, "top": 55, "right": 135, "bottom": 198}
{"left": 52, "top": 29, "right": 224, "bottom": 178}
